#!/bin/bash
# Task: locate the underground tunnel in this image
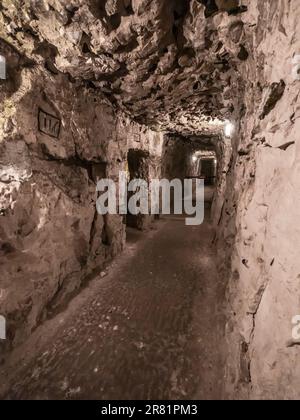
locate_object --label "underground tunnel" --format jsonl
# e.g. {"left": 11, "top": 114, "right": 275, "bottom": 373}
{"left": 0, "top": 0, "right": 300, "bottom": 401}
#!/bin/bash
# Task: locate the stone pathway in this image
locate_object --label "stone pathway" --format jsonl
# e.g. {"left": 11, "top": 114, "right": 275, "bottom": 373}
{"left": 1, "top": 212, "right": 226, "bottom": 400}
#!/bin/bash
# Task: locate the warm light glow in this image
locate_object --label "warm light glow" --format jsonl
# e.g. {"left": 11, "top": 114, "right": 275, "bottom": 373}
{"left": 192, "top": 155, "right": 198, "bottom": 163}
{"left": 224, "top": 120, "right": 234, "bottom": 138}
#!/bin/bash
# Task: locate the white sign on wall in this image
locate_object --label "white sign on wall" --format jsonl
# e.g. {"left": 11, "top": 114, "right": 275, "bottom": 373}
{"left": 292, "top": 315, "right": 300, "bottom": 341}
{"left": 0, "top": 315, "right": 6, "bottom": 340}
{"left": 0, "top": 55, "right": 6, "bottom": 79}
{"left": 292, "top": 55, "right": 300, "bottom": 81}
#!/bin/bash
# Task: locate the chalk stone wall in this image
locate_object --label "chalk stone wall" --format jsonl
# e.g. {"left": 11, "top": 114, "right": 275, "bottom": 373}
{"left": 217, "top": 0, "right": 300, "bottom": 399}
{"left": 0, "top": 45, "right": 163, "bottom": 355}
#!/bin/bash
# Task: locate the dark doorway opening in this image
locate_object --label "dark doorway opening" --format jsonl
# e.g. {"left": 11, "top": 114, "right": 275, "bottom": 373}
{"left": 199, "top": 158, "right": 216, "bottom": 185}
{"left": 126, "top": 149, "right": 150, "bottom": 231}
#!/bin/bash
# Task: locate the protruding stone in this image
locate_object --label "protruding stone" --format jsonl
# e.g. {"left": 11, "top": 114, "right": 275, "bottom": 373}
{"left": 105, "top": 0, "right": 123, "bottom": 16}
{"left": 259, "top": 80, "right": 286, "bottom": 120}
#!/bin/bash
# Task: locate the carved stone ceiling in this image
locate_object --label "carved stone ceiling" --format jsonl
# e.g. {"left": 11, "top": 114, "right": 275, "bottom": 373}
{"left": 0, "top": 0, "right": 248, "bottom": 136}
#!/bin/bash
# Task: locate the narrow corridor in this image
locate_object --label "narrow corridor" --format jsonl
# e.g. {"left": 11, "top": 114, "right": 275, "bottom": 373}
{"left": 1, "top": 207, "right": 225, "bottom": 400}
{"left": 1, "top": 0, "right": 299, "bottom": 400}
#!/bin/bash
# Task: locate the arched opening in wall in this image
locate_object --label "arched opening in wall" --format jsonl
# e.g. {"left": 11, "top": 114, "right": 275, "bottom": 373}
{"left": 162, "top": 135, "right": 218, "bottom": 219}
{"left": 190, "top": 150, "right": 217, "bottom": 210}
{"left": 126, "top": 149, "right": 151, "bottom": 240}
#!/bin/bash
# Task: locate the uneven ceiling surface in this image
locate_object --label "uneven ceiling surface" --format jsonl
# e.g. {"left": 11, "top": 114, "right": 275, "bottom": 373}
{"left": 0, "top": 0, "right": 249, "bottom": 136}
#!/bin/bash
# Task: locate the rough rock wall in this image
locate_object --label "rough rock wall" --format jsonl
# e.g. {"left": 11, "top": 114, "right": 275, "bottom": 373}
{"left": 161, "top": 136, "right": 191, "bottom": 181}
{"left": 0, "top": 63, "right": 120, "bottom": 354}
{"left": 0, "top": 0, "right": 235, "bottom": 136}
{"left": 217, "top": 0, "right": 300, "bottom": 399}
{"left": 118, "top": 116, "right": 164, "bottom": 230}
{"left": 0, "top": 40, "right": 163, "bottom": 356}
{"left": 211, "top": 134, "right": 232, "bottom": 227}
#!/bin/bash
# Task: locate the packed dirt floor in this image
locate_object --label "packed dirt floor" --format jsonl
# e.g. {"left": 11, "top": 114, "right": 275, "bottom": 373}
{"left": 0, "top": 195, "right": 226, "bottom": 400}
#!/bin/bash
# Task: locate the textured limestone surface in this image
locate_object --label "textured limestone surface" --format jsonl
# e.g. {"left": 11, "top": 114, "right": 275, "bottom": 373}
{"left": 0, "top": 0, "right": 247, "bottom": 136}
{"left": 0, "top": 0, "right": 300, "bottom": 400}
{"left": 0, "top": 41, "right": 163, "bottom": 355}
{"left": 216, "top": 0, "right": 300, "bottom": 400}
